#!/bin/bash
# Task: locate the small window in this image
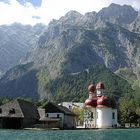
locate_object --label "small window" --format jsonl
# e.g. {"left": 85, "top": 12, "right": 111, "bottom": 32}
{"left": 9, "top": 108, "right": 15, "bottom": 114}
{"left": 112, "top": 112, "right": 115, "bottom": 119}
{"left": 0, "top": 108, "right": 2, "bottom": 113}
{"left": 57, "top": 114, "right": 60, "bottom": 118}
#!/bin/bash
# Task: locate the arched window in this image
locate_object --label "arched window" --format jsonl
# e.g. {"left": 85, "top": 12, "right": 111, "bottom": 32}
{"left": 112, "top": 112, "right": 115, "bottom": 119}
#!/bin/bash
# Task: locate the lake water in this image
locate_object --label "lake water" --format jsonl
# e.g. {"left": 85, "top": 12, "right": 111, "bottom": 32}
{"left": 0, "top": 128, "right": 140, "bottom": 140}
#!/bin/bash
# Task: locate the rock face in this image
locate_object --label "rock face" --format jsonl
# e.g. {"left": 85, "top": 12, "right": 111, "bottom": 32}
{"left": 130, "top": 12, "right": 140, "bottom": 33}
{"left": 23, "top": 4, "right": 140, "bottom": 75}
{"left": 0, "top": 3, "right": 140, "bottom": 99}
{"left": 97, "top": 3, "right": 138, "bottom": 25}
{"left": 0, "top": 23, "right": 46, "bottom": 76}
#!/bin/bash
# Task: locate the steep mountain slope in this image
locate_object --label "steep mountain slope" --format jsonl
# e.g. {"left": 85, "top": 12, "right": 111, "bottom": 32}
{"left": 0, "top": 3, "right": 139, "bottom": 100}
{"left": 0, "top": 63, "right": 38, "bottom": 99}
{"left": 130, "top": 12, "right": 140, "bottom": 33}
{"left": 24, "top": 21, "right": 140, "bottom": 76}
{"left": 45, "top": 65, "right": 133, "bottom": 102}
{"left": 0, "top": 64, "right": 132, "bottom": 100}
{"left": 0, "top": 23, "right": 46, "bottom": 76}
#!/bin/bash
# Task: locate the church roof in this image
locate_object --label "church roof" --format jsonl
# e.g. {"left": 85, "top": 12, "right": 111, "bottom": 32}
{"left": 85, "top": 96, "right": 117, "bottom": 108}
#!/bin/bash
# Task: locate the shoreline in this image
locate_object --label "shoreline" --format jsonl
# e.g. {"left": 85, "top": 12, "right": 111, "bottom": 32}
{"left": 23, "top": 126, "right": 140, "bottom": 131}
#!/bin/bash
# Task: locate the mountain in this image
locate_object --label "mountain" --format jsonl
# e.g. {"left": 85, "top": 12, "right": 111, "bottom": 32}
{"left": 0, "top": 63, "right": 133, "bottom": 100}
{"left": 24, "top": 15, "right": 140, "bottom": 76}
{"left": 0, "top": 23, "right": 46, "bottom": 77}
{"left": 130, "top": 12, "right": 140, "bottom": 33}
{"left": 97, "top": 3, "right": 138, "bottom": 25}
{"left": 0, "top": 3, "right": 140, "bottom": 101}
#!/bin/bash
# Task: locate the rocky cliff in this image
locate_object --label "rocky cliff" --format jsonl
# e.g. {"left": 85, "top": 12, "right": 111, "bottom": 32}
{"left": 0, "top": 3, "right": 140, "bottom": 100}
{"left": 0, "top": 23, "right": 46, "bottom": 76}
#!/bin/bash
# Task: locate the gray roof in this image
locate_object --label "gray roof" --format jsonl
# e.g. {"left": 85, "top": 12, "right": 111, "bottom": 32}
{"left": 0, "top": 99, "right": 39, "bottom": 119}
{"left": 42, "top": 102, "right": 76, "bottom": 116}
{"left": 59, "top": 102, "right": 84, "bottom": 109}
{"left": 58, "top": 105, "right": 76, "bottom": 115}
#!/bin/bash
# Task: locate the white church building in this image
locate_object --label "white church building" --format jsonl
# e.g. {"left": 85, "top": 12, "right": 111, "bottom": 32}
{"left": 84, "top": 82, "right": 118, "bottom": 128}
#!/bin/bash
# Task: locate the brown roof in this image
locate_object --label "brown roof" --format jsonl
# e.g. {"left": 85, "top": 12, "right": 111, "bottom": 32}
{"left": 0, "top": 99, "right": 39, "bottom": 119}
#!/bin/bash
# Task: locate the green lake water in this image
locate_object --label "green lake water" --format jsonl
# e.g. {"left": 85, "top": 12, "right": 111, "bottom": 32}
{"left": 0, "top": 129, "right": 139, "bottom": 140}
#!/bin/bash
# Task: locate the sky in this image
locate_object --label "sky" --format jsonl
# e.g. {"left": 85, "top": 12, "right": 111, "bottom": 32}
{"left": 0, "top": 0, "right": 140, "bottom": 25}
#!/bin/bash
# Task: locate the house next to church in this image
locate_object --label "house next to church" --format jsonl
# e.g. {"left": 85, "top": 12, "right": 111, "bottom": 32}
{"left": 0, "top": 100, "right": 76, "bottom": 129}
{"left": 38, "top": 102, "right": 76, "bottom": 129}
{"left": 0, "top": 99, "right": 39, "bottom": 129}
{"left": 84, "top": 82, "right": 118, "bottom": 128}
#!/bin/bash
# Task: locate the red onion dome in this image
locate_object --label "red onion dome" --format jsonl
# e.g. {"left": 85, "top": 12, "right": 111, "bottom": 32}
{"left": 97, "top": 96, "right": 111, "bottom": 108}
{"left": 96, "top": 82, "right": 105, "bottom": 90}
{"left": 85, "top": 98, "right": 92, "bottom": 107}
{"left": 91, "top": 97, "right": 97, "bottom": 107}
{"left": 88, "top": 84, "right": 95, "bottom": 93}
{"left": 85, "top": 98, "right": 97, "bottom": 107}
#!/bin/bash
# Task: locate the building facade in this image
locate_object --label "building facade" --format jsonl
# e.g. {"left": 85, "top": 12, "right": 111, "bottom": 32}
{"left": 84, "top": 82, "right": 118, "bottom": 128}
{"left": 38, "top": 102, "right": 76, "bottom": 129}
